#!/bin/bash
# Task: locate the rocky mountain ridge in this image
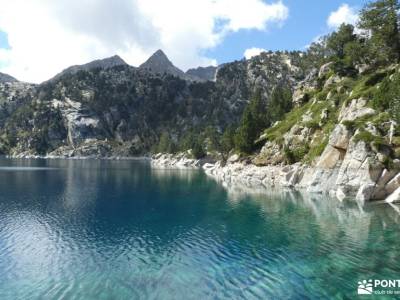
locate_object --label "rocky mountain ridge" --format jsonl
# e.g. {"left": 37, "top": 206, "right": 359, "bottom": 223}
{"left": 0, "top": 49, "right": 304, "bottom": 157}
{"left": 50, "top": 55, "right": 128, "bottom": 81}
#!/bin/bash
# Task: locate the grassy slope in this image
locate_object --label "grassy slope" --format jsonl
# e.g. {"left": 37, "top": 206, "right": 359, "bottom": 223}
{"left": 258, "top": 65, "right": 400, "bottom": 166}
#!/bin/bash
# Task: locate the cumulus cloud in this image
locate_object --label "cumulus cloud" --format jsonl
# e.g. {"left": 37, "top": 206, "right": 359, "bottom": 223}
{"left": 0, "top": 0, "right": 288, "bottom": 83}
{"left": 244, "top": 47, "right": 267, "bottom": 59}
{"left": 304, "top": 4, "right": 359, "bottom": 50}
{"left": 327, "top": 4, "right": 359, "bottom": 29}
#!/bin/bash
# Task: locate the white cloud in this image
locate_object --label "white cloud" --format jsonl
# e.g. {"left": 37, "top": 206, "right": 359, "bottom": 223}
{"left": 327, "top": 4, "right": 359, "bottom": 29}
{"left": 244, "top": 47, "right": 267, "bottom": 59}
{"left": 0, "top": 0, "right": 288, "bottom": 83}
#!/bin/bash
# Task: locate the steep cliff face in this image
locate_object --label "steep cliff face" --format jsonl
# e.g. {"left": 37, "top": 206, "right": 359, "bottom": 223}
{"left": 208, "top": 51, "right": 305, "bottom": 127}
{"left": 0, "top": 50, "right": 305, "bottom": 157}
{"left": 0, "top": 81, "right": 36, "bottom": 137}
{"left": 0, "top": 75, "right": 26, "bottom": 140}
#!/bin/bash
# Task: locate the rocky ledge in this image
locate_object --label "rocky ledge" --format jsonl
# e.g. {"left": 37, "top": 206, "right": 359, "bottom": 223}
{"left": 203, "top": 160, "right": 400, "bottom": 205}
{"left": 151, "top": 152, "right": 213, "bottom": 169}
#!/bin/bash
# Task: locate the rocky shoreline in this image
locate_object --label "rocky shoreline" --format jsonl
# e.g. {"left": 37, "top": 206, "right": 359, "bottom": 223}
{"left": 151, "top": 152, "right": 400, "bottom": 204}
{"left": 150, "top": 153, "right": 209, "bottom": 169}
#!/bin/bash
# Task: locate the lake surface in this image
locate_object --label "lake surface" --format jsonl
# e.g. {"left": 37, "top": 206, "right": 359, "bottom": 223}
{"left": 0, "top": 158, "right": 399, "bottom": 299}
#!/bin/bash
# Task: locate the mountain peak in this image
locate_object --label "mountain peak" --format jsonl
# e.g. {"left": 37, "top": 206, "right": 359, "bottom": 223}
{"left": 149, "top": 50, "right": 173, "bottom": 64}
{"left": 50, "top": 55, "right": 128, "bottom": 81}
{"left": 139, "top": 50, "right": 186, "bottom": 79}
{"left": 100, "top": 55, "right": 126, "bottom": 66}
{"left": 80, "top": 55, "right": 127, "bottom": 70}
{"left": 153, "top": 49, "right": 168, "bottom": 58}
{"left": 140, "top": 49, "right": 174, "bottom": 68}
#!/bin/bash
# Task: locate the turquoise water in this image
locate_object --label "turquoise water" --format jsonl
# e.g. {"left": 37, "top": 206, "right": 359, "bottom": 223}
{"left": 0, "top": 159, "right": 399, "bottom": 299}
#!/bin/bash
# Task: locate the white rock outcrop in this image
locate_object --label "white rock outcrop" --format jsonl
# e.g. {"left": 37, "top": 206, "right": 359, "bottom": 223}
{"left": 151, "top": 153, "right": 203, "bottom": 169}
{"left": 338, "top": 98, "right": 376, "bottom": 122}
{"left": 385, "top": 187, "right": 400, "bottom": 203}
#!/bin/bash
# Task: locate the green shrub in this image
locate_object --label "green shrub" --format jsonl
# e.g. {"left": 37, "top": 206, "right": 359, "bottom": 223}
{"left": 394, "top": 148, "right": 400, "bottom": 159}
{"left": 284, "top": 145, "right": 309, "bottom": 164}
{"left": 304, "top": 138, "right": 328, "bottom": 164}
{"left": 364, "top": 71, "right": 387, "bottom": 86}
{"left": 353, "top": 130, "right": 375, "bottom": 144}
{"left": 342, "top": 120, "right": 356, "bottom": 131}
{"left": 304, "top": 120, "right": 320, "bottom": 130}
{"left": 264, "top": 101, "right": 312, "bottom": 142}
{"left": 384, "top": 156, "right": 395, "bottom": 170}
{"left": 316, "top": 90, "right": 328, "bottom": 101}
{"left": 283, "top": 147, "right": 295, "bottom": 164}
{"left": 353, "top": 130, "right": 386, "bottom": 150}
{"left": 192, "top": 141, "right": 206, "bottom": 159}
{"left": 156, "top": 132, "right": 177, "bottom": 154}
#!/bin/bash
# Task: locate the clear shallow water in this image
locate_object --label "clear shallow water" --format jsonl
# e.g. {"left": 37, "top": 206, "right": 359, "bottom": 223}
{"left": 0, "top": 159, "right": 399, "bottom": 300}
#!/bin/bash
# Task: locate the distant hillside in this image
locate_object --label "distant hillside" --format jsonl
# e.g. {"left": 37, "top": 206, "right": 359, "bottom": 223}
{"left": 0, "top": 72, "right": 18, "bottom": 83}
{"left": 186, "top": 66, "right": 217, "bottom": 82}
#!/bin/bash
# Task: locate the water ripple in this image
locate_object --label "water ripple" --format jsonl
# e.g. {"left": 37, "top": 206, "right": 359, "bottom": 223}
{"left": 0, "top": 159, "right": 400, "bottom": 299}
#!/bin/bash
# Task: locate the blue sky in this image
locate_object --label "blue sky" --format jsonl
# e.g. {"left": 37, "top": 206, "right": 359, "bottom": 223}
{"left": 0, "top": 31, "right": 9, "bottom": 49}
{"left": 207, "top": 0, "right": 367, "bottom": 64}
{"left": 0, "top": 0, "right": 367, "bottom": 83}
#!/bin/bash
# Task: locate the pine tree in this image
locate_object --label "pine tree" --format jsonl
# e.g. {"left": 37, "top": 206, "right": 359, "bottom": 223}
{"left": 233, "top": 90, "right": 270, "bottom": 154}
{"left": 268, "top": 86, "right": 292, "bottom": 123}
{"left": 157, "top": 132, "right": 176, "bottom": 153}
{"left": 234, "top": 105, "right": 258, "bottom": 154}
{"left": 373, "top": 73, "right": 400, "bottom": 122}
{"left": 327, "top": 24, "right": 357, "bottom": 59}
{"left": 191, "top": 138, "right": 206, "bottom": 159}
{"left": 249, "top": 89, "right": 268, "bottom": 132}
{"left": 204, "top": 126, "right": 220, "bottom": 152}
{"left": 359, "top": 0, "right": 400, "bottom": 64}
{"left": 221, "top": 126, "right": 235, "bottom": 155}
